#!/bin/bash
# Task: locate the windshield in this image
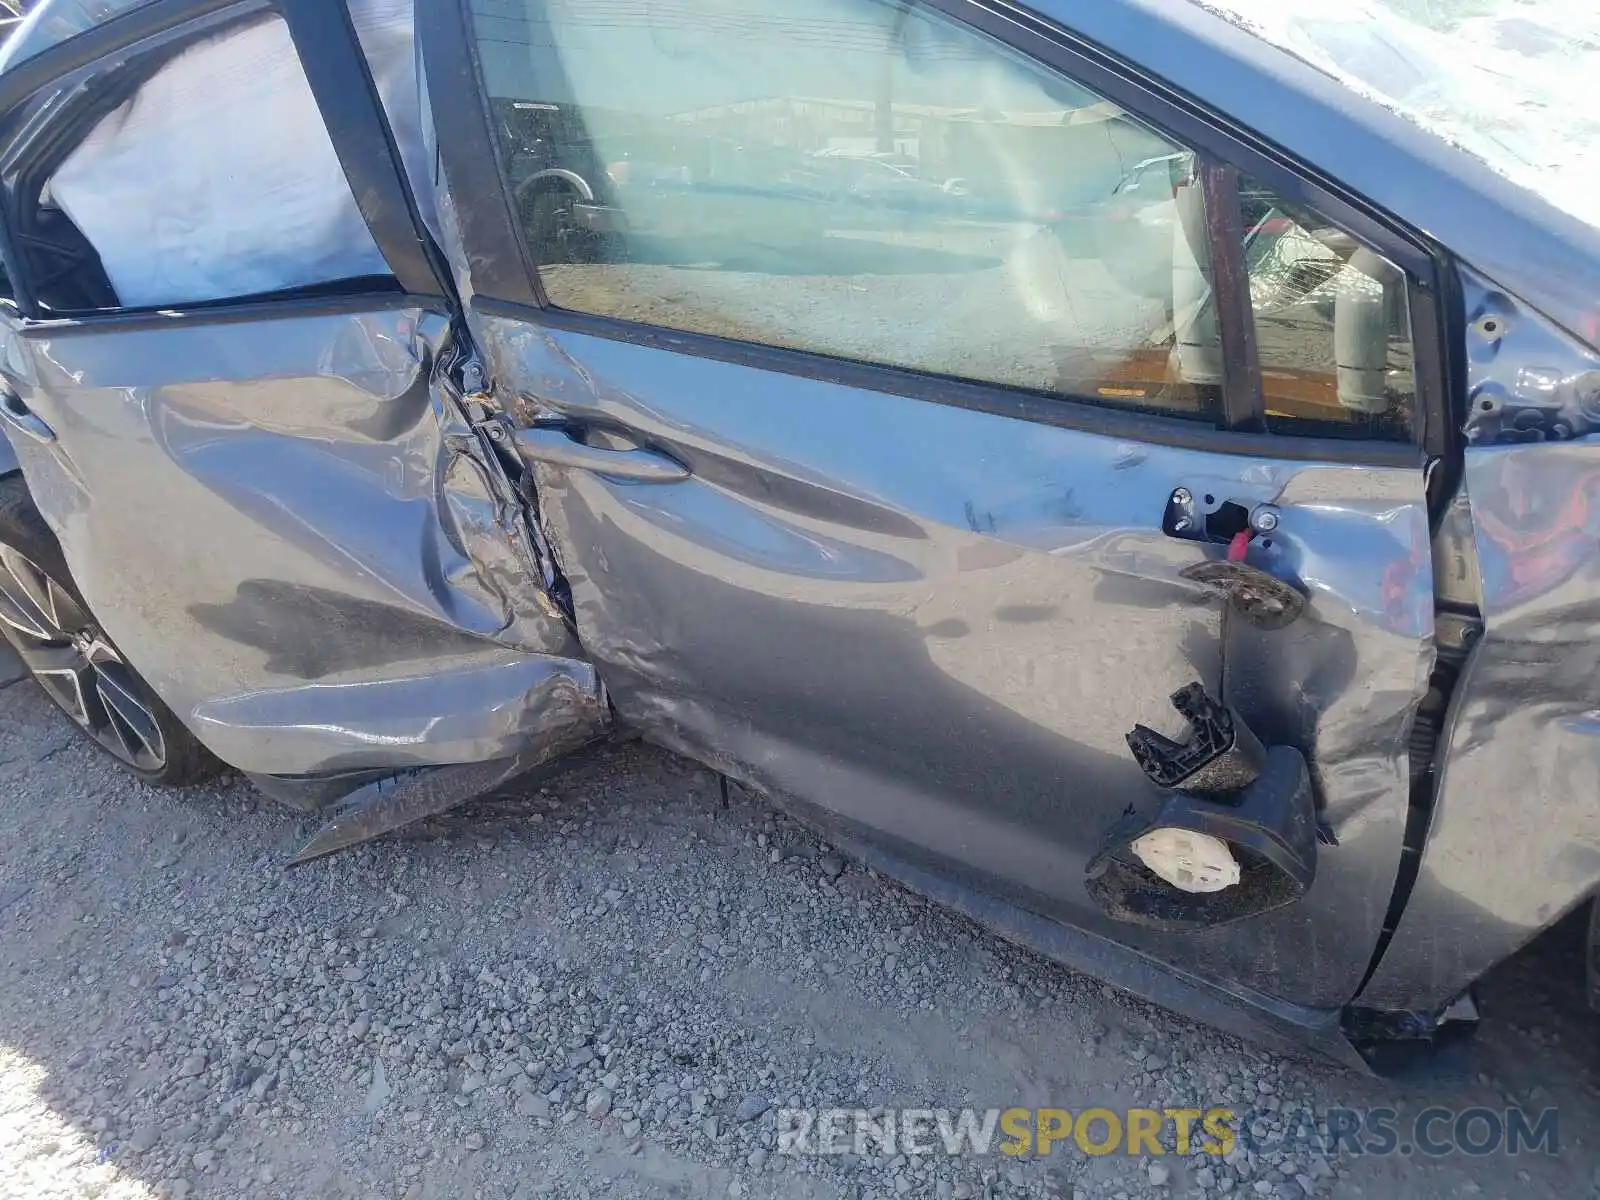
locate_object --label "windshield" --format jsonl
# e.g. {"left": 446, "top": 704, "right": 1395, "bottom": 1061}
{"left": 1192, "top": 0, "right": 1600, "bottom": 233}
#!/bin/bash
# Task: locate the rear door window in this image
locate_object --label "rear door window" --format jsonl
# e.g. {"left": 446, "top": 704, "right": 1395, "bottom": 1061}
{"left": 1241, "top": 179, "right": 1416, "bottom": 440}
{"left": 24, "top": 13, "right": 394, "bottom": 313}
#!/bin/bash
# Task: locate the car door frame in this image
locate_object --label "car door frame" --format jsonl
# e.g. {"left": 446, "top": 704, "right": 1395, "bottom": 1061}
{"left": 419, "top": 0, "right": 1457, "bottom": 471}
{"left": 415, "top": 0, "right": 1468, "bottom": 1057}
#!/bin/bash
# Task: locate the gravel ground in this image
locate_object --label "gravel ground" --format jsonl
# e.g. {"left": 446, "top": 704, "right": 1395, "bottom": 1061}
{"left": 2, "top": 672, "right": 1598, "bottom": 1200}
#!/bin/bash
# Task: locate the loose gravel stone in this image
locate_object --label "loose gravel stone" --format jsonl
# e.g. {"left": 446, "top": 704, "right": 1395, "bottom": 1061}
{"left": 734, "top": 1094, "right": 770, "bottom": 1123}
{"left": 0, "top": 682, "right": 1590, "bottom": 1200}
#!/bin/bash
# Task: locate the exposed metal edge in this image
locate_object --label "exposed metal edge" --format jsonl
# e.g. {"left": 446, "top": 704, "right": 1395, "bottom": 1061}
{"left": 287, "top": 723, "right": 610, "bottom": 864}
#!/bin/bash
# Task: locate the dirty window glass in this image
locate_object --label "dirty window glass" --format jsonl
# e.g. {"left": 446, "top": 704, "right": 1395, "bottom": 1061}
{"left": 1240, "top": 179, "right": 1415, "bottom": 440}
{"left": 469, "top": 0, "right": 1228, "bottom": 423}
{"left": 0, "top": 1, "right": 159, "bottom": 73}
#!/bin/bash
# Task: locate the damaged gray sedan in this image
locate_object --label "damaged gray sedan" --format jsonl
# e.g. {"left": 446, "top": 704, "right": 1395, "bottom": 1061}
{"left": 1, "top": 0, "right": 1598, "bottom": 1071}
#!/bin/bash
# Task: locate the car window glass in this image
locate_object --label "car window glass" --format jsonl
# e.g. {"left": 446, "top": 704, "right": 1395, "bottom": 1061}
{"left": 0, "top": 0, "right": 159, "bottom": 73}
{"left": 470, "top": 0, "right": 1229, "bottom": 423}
{"left": 1240, "top": 179, "right": 1416, "bottom": 440}
{"left": 30, "top": 15, "right": 394, "bottom": 312}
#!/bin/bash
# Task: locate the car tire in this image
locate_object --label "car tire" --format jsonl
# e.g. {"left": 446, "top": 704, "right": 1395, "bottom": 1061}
{"left": 0, "top": 474, "right": 221, "bottom": 786}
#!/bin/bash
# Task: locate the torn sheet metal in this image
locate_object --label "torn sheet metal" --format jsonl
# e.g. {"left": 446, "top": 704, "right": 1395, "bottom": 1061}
{"left": 47, "top": 14, "right": 390, "bottom": 307}
{"left": 287, "top": 719, "right": 603, "bottom": 863}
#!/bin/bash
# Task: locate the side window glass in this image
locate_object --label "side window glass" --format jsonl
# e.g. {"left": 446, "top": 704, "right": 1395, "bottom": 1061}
{"left": 470, "top": 0, "right": 1228, "bottom": 423}
{"left": 0, "top": 2, "right": 160, "bottom": 72}
{"left": 25, "top": 15, "right": 394, "bottom": 313}
{"left": 1241, "top": 179, "right": 1416, "bottom": 440}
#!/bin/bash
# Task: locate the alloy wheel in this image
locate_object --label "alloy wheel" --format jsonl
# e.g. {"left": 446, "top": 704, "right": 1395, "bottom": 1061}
{"left": 0, "top": 543, "right": 167, "bottom": 771}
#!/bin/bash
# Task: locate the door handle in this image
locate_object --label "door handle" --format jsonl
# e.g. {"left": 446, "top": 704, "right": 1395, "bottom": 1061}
{"left": 0, "top": 389, "right": 55, "bottom": 444}
{"left": 513, "top": 424, "right": 689, "bottom": 483}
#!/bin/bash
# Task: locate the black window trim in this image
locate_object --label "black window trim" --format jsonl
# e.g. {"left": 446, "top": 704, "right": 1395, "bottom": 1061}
{"left": 14, "top": 288, "right": 442, "bottom": 340}
{"left": 0, "top": 0, "right": 444, "bottom": 322}
{"left": 1199, "top": 159, "right": 1265, "bottom": 434}
{"left": 424, "top": 0, "right": 1450, "bottom": 467}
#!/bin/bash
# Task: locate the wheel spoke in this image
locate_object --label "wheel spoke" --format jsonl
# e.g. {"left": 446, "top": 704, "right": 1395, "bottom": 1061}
{"left": 92, "top": 659, "right": 165, "bottom": 768}
{"left": 0, "top": 545, "right": 59, "bottom": 639}
{"left": 12, "top": 640, "right": 81, "bottom": 674}
{"left": 0, "top": 543, "right": 167, "bottom": 771}
{"left": 30, "top": 649, "right": 97, "bottom": 728}
{"left": 44, "top": 579, "right": 92, "bottom": 635}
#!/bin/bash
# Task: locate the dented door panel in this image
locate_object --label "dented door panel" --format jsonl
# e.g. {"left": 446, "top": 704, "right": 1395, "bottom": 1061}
{"left": 0, "top": 303, "right": 605, "bottom": 776}
{"left": 481, "top": 314, "right": 1434, "bottom": 1009}
{"left": 1357, "top": 271, "right": 1600, "bottom": 1012}
{"left": 1356, "top": 447, "right": 1600, "bottom": 1011}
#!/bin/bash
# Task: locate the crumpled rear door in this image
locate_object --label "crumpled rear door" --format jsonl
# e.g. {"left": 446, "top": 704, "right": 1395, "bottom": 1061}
{"left": 0, "top": 0, "right": 607, "bottom": 787}
{"left": 2, "top": 306, "right": 606, "bottom": 779}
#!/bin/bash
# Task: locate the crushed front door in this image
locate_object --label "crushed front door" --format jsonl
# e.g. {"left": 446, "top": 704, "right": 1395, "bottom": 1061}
{"left": 431, "top": 0, "right": 1440, "bottom": 1016}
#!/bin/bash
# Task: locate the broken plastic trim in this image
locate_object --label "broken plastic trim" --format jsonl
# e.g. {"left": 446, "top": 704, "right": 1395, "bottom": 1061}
{"left": 1086, "top": 745, "right": 1318, "bottom": 930}
{"left": 1126, "top": 682, "right": 1266, "bottom": 795}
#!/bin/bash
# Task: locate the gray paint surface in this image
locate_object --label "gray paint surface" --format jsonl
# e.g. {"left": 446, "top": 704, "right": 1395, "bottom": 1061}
{"left": 483, "top": 315, "right": 1434, "bottom": 1010}
{"left": 2, "top": 0, "right": 1598, "bottom": 1039}
{"left": 0, "top": 303, "right": 605, "bottom": 775}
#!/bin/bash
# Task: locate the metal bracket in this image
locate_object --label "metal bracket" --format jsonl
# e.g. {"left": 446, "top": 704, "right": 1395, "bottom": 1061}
{"left": 1164, "top": 488, "right": 1306, "bottom": 629}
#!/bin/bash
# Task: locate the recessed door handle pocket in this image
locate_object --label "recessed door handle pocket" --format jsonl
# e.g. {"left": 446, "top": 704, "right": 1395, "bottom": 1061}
{"left": 0, "top": 390, "right": 55, "bottom": 444}
{"left": 512, "top": 423, "right": 689, "bottom": 483}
